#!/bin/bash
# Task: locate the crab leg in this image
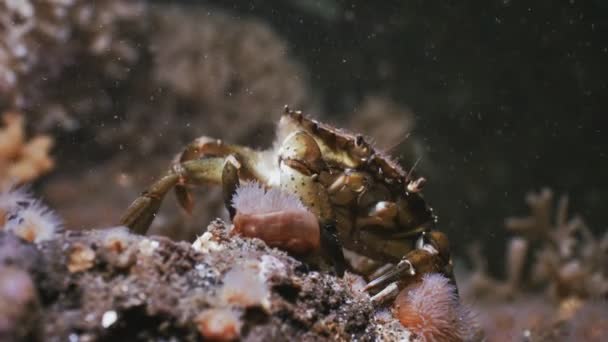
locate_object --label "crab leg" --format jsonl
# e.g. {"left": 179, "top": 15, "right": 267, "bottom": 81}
{"left": 120, "top": 157, "right": 240, "bottom": 234}
{"left": 120, "top": 173, "right": 180, "bottom": 235}
{"left": 173, "top": 136, "right": 257, "bottom": 214}
{"left": 363, "top": 231, "right": 454, "bottom": 303}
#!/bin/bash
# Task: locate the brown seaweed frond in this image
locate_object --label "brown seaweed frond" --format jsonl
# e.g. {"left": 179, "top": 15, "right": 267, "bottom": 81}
{"left": 0, "top": 112, "right": 53, "bottom": 187}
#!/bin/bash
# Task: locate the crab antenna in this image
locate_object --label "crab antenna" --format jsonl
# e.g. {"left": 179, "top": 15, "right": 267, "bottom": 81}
{"left": 385, "top": 131, "right": 412, "bottom": 153}
{"left": 406, "top": 155, "right": 423, "bottom": 182}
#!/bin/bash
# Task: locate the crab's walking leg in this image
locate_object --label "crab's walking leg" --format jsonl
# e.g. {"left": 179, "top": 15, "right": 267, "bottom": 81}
{"left": 120, "top": 157, "right": 239, "bottom": 234}
{"left": 363, "top": 231, "right": 454, "bottom": 304}
{"left": 173, "top": 136, "right": 256, "bottom": 214}
{"left": 120, "top": 173, "right": 180, "bottom": 235}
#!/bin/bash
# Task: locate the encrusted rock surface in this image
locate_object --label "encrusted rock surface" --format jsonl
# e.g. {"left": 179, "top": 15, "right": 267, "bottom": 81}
{"left": 0, "top": 220, "right": 412, "bottom": 341}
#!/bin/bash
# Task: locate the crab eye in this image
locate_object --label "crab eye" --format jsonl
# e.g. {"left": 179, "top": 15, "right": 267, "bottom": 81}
{"left": 352, "top": 135, "right": 371, "bottom": 158}
{"left": 355, "top": 135, "right": 365, "bottom": 147}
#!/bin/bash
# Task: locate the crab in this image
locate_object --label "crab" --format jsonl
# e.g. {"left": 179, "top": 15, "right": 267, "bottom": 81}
{"left": 120, "top": 107, "right": 455, "bottom": 304}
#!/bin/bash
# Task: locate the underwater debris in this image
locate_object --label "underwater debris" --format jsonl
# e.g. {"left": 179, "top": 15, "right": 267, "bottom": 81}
{"left": 0, "top": 113, "right": 53, "bottom": 187}
{"left": 0, "top": 187, "right": 60, "bottom": 243}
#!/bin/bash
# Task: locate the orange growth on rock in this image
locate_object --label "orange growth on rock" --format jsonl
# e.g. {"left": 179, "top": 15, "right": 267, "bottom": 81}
{"left": 195, "top": 308, "right": 242, "bottom": 341}
{"left": 0, "top": 112, "right": 54, "bottom": 186}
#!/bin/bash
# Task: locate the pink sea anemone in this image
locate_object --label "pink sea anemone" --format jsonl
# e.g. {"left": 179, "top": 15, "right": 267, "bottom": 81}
{"left": 231, "top": 182, "right": 320, "bottom": 254}
{"left": 394, "top": 273, "right": 476, "bottom": 342}
{"left": 231, "top": 181, "right": 306, "bottom": 214}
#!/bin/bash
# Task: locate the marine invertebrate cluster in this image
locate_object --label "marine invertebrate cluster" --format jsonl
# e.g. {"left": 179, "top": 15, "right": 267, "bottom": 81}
{"left": 468, "top": 188, "right": 608, "bottom": 301}
{"left": 0, "top": 112, "right": 53, "bottom": 187}
{"left": 505, "top": 188, "right": 608, "bottom": 300}
{"left": 463, "top": 188, "right": 608, "bottom": 340}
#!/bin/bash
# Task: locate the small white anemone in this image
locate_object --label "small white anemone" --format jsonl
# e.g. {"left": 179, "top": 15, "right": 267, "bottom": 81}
{"left": 220, "top": 262, "right": 271, "bottom": 309}
{"left": 0, "top": 186, "right": 35, "bottom": 223}
{"left": 231, "top": 181, "right": 305, "bottom": 215}
{"left": 1, "top": 187, "right": 61, "bottom": 243}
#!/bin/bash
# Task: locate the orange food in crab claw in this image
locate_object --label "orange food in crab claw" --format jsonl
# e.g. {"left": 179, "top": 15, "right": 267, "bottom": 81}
{"left": 232, "top": 210, "right": 320, "bottom": 255}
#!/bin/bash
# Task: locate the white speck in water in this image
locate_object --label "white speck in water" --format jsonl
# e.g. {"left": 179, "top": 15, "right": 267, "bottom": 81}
{"left": 102, "top": 310, "right": 118, "bottom": 328}
{"left": 68, "top": 333, "right": 79, "bottom": 342}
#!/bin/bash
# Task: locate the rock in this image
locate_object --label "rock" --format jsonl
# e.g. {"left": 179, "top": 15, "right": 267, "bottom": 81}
{"left": 0, "top": 221, "right": 412, "bottom": 341}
